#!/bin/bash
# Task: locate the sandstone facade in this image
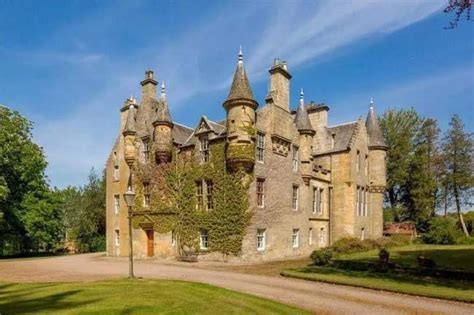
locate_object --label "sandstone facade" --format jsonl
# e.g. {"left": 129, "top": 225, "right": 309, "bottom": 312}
{"left": 106, "top": 51, "right": 387, "bottom": 262}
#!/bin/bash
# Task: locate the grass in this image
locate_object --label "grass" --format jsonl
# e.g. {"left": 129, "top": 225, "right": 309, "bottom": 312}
{"left": 0, "top": 279, "right": 309, "bottom": 314}
{"left": 282, "top": 244, "right": 474, "bottom": 303}
{"left": 337, "top": 244, "right": 474, "bottom": 271}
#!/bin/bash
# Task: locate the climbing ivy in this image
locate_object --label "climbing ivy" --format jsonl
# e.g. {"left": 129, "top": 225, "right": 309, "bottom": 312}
{"left": 132, "top": 141, "right": 251, "bottom": 258}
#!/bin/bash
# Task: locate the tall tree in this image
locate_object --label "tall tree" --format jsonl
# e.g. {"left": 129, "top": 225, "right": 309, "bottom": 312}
{"left": 444, "top": 0, "right": 472, "bottom": 28}
{"left": 441, "top": 114, "right": 473, "bottom": 236}
{"left": 0, "top": 105, "right": 48, "bottom": 253}
{"left": 379, "top": 108, "right": 422, "bottom": 220}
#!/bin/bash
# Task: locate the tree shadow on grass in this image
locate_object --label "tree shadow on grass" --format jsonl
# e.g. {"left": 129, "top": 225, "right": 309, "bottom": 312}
{"left": 0, "top": 284, "right": 99, "bottom": 314}
{"left": 395, "top": 249, "right": 474, "bottom": 271}
{"left": 299, "top": 266, "right": 474, "bottom": 291}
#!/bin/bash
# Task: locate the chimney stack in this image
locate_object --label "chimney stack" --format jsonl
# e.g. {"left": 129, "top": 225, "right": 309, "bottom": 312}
{"left": 140, "top": 70, "right": 157, "bottom": 99}
{"left": 269, "top": 59, "right": 292, "bottom": 111}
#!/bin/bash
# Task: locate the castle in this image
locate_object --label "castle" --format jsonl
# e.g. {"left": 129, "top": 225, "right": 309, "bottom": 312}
{"left": 106, "top": 49, "right": 387, "bottom": 262}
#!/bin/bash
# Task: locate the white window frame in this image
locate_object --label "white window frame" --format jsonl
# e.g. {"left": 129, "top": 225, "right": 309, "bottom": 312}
{"left": 200, "top": 229, "right": 209, "bottom": 250}
{"left": 292, "top": 185, "right": 299, "bottom": 211}
{"left": 196, "top": 180, "right": 204, "bottom": 210}
{"left": 143, "top": 183, "right": 150, "bottom": 207}
{"left": 257, "top": 229, "right": 266, "bottom": 251}
{"left": 256, "top": 132, "right": 265, "bottom": 163}
{"left": 292, "top": 229, "right": 299, "bottom": 248}
{"left": 256, "top": 178, "right": 265, "bottom": 208}
{"left": 114, "top": 195, "right": 120, "bottom": 215}
{"left": 313, "top": 187, "right": 323, "bottom": 215}
{"left": 292, "top": 146, "right": 299, "bottom": 172}
{"left": 206, "top": 180, "right": 214, "bottom": 211}
{"left": 199, "top": 136, "right": 209, "bottom": 163}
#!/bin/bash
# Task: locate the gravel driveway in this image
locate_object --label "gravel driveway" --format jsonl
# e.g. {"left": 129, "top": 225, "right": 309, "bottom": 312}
{"left": 1, "top": 253, "right": 473, "bottom": 314}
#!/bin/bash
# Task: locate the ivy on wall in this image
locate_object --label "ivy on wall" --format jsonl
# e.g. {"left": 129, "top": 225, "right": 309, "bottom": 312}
{"left": 132, "top": 141, "right": 251, "bottom": 258}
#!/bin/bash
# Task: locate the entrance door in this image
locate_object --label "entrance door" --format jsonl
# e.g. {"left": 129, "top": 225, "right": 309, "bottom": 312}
{"left": 146, "top": 230, "right": 154, "bottom": 257}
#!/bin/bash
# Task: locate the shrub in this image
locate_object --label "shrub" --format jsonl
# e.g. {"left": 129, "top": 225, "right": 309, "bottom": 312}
{"left": 331, "top": 237, "right": 379, "bottom": 254}
{"left": 378, "top": 248, "right": 390, "bottom": 264}
{"left": 310, "top": 248, "right": 334, "bottom": 266}
{"left": 422, "top": 217, "right": 463, "bottom": 245}
{"left": 455, "top": 236, "right": 474, "bottom": 245}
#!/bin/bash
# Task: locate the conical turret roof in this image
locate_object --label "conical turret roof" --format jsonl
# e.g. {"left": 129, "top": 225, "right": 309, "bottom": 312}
{"left": 294, "top": 89, "right": 315, "bottom": 134}
{"left": 225, "top": 47, "right": 256, "bottom": 103}
{"left": 153, "top": 81, "right": 173, "bottom": 126}
{"left": 365, "top": 98, "right": 386, "bottom": 148}
{"left": 123, "top": 98, "right": 137, "bottom": 136}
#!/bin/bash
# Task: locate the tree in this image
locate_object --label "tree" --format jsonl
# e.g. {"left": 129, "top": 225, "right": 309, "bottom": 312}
{"left": 62, "top": 169, "right": 106, "bottom": 252}
{"left": 0, "top": 105, "right": 49, "bottom": 253}
{"left": 444, "top": 0, "right": 472, "bottom": 28}
{"left": 379, "top": 108, "right": 422, "bottom": 220}
{"left": 441, "top": 114, "right": 473, "bottom": 236}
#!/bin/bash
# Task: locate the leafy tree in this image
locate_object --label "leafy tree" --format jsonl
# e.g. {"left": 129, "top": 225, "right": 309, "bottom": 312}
{"left": 21, "top": 190, "right": 64, "bottom": 251}
{"left": 441, "top": 115, "right": 473, "bottom": 236}
{"left": 379, "top": 108, "right": 422, "bottom": 220}
{"left": 422, "top": 216, "right": 464, "bottom": 244}
{"left": 0, "top": 105, "right": 48, "bottom": 253}
{"left": 444, "top": 0, "right": 472, "bottom": 28}
{"left": 62, "top": 169, "right": 106, "bottom": 252}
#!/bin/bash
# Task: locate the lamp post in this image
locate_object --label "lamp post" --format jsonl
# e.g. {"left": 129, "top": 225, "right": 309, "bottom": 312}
{"left": 123, "top": 186, "right": 136, "bottom": 279}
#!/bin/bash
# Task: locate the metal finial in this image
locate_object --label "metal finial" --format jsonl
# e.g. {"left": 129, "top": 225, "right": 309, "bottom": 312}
{"left": 369, "top": 97, "right": 374, "bottom": 109}
{"left": 299, "top": 88, "right": 304, "bottom": 106}
{"left": 161, "top": 81, "right": 166, "bottom": 99}
{"left": 238, "top": 45, "right": 243, "bottom": 63}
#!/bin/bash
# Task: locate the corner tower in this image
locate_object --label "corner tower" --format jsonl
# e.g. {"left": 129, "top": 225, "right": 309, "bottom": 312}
{"left": 294, "top": 89, "right": 315, "bottom": 184}
{"left": 223, "top": 47, "right": 259, "bottom": 172}
{"left": 153, "top": 82, "right": 174, "bottom": 164}
{"left": 366, "top": 98, "right": 387, "bottom": 238}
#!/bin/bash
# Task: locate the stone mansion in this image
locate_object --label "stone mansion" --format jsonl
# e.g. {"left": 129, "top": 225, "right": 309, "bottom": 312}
{"left": 106, "top": 49, "right": 387, "bottom": 262}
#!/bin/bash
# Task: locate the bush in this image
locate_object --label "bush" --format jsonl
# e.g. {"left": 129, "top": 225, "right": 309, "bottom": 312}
{"left": 331, "top": 237, "right": 379, "bottom": 254}
{"left": 455, "top": 236, "right": 474, "bottom": 245}
{"left": 310, "top": 248, "right": 334, "bottom": 266}
{"left": 422, "top": 217, "right": 464, "bottom": 245}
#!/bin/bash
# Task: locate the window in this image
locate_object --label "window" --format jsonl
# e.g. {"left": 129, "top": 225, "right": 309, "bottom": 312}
{"left": 200, "top": 229, "right": 208, "bottom": 250}
{"left": 143, "top": 139, "right": 150, "bottom": 163}
{"left": 319, "top": 227, "right": 325, "bottom": 246}
{"left": 309, "top": 228, "right": 313, "bottom": 245}
{"left": 206, "top": 180, "right": 214, "bottom": 211}
{"left": 356, "top": 150, "right": 361, "bottom": 172}
{"left": 199, "top": 137, "right": 209, "bottom": 163}
{"left": 113, "top": 166, "right": 119, "bottom": 181}
{"left": 114, "top": 195, "right": 120, "bottom": 215}
{"left": 196, "top": 181, "right": 204, "bottom": 210}
{"left": 114, "top": 229, "right": 120, "bottom": 246}
{"left": 256, "top": 132, "right": 265, "bottom": 162}
{"left": 256, "top": 178, "right": 265, "bottom": 208}
{"left": 364, "top": 189, "right": 369, "bottom": 216}
{"left": 361, "top": 228, "right": 365, "bottom": 241}
{"left": 292, "top": 229, "right": 299, "bottom": 248}
{"left": 365, "top": 154, "right": 368, "bottom": 176}
{"left": 356, "top": 186, "right": 360, "bottom": 216}
{"left": 331, "top": 134, "right": 335, "bottom": 149}
{"left": 328, "top": 187, "right": 333, "bottom": 213}
{"left": 292, "top": 185, "right": 299, "bottom": 210}
{"left": 257, "top": 229, "right": 266, "bottom": 251}
{"left": 313, "top": 187, "right": 323, "bottom": 215}
{"left": 143, "top": 183, "right": 150, "bottom": 207}
{"left": 292, "top": 146, "right": 299, "bottom": 172}
{"left": 171, "top": 230, "right": 176, "bottom": 246}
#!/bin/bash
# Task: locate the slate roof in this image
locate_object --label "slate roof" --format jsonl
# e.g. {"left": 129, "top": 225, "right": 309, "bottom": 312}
{"left": 152, "top": 98, "right": 172, "bottom": 125}
{"left": 294, "top": 98, "right": 315, "bottom": 133}
{"left": 122, "top": 104, "right": 137, "bottom": 135}
{"left": 225, "top": 54, "right": 255, "bottom": 102}
{"left": 366, "top": 106, "right": 386, "bottom": 148}
{"left": 325, "top": 121, "right": 359, "bottom": 152}
{"left": 172, "top": 123, "right": 194, "bottom": 145}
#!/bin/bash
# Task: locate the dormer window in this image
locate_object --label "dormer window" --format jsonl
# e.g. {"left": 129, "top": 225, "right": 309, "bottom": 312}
{"left": 199, "top": 136, "right": 209, "bottom": 163}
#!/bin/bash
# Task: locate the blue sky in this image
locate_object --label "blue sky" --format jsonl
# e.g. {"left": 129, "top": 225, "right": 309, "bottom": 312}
{"left": 1, "top": 0, "right": 473, "bottom": 188}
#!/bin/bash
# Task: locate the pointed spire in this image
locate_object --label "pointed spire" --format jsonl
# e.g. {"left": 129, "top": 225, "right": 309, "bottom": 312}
{"left": 294, "top": 88, "right": 315, "bottom": 135}
{"left": 365, "top": 98, "right": 386, "bottom": 148}
{"left": 224, "top": 47, "right": 258, "bottom": 109}
{"left": 122, "top": 103, "right": 136, "bottom": 136}
{"left": 153, "top": 81, "right": 173, "bottom": 127}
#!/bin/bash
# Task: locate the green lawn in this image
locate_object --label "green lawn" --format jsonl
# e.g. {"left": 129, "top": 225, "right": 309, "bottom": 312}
{"left": 282, "top": 244, "right": 474, "bottom": 303}
{"left": 338, "top": 244, "right": 474, "bottom": 271}
{"left": 0, "top": 279, "right": 309, "bottom": 314}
